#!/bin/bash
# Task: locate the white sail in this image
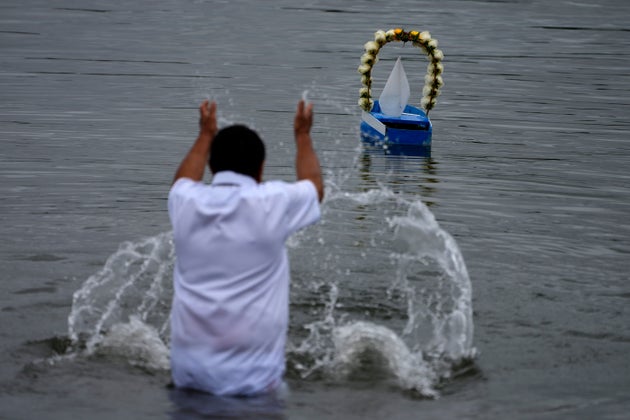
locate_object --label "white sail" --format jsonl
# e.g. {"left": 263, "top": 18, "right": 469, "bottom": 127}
{"left": 379, "top": 57, "right": 410, "bottom": 117}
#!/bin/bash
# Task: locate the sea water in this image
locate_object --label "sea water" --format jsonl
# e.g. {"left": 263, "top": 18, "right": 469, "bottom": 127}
{"left": 3, "top": 0, "right": 630, "bottom": 418}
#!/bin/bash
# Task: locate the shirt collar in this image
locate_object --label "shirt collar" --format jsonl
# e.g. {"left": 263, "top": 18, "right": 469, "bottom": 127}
{"left": 211, "top": 171, "right": 258, "bottom": 187}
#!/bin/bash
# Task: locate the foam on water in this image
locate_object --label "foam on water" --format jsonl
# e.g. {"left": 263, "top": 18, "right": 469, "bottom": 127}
{"left": 332, "top": 321, "right": 438, "bottom": 398}
{"left": 66, "top": 183, "right": 474, "bottom": 394}
{"left": 96, "top": 316, "right": 170, "bottom": 371}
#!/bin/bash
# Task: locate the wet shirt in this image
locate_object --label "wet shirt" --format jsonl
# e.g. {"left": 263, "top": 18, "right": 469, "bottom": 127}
{"left": 167, "top": 171, "right": 320, "bottom": 396}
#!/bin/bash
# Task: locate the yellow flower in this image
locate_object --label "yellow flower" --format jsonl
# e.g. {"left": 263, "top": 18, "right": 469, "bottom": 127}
{"left": 409, "top": 30, "right": 419, "bottom": 40}
{"left": 394, "top": 28, "right": 403, "bottom": 39}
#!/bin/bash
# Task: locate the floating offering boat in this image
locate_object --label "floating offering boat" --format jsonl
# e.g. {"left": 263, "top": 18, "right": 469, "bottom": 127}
{"left": 360, "top": 100, "right": 432, "bottom": 147}
{"left": 358, "top": 29, "right": 444, "bottom": 149}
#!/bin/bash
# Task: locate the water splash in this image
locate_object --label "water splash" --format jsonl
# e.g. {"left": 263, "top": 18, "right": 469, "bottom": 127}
{"left": 332, "top": 321, "right": 438, "bottom": 398}
{"left": 67, "top": 232, "right": 174, "bottom": 365}
{"left": 389, "top": 200, "right": 474, "bottom": 361}
{"left": 96, "top": 315, "right": 170, "bottom": 371}
{"left": 64, "top": 185, "right": 474, "bottom": 393}
{"left": 289, "top": 186, "right": 475, "bottom": 397}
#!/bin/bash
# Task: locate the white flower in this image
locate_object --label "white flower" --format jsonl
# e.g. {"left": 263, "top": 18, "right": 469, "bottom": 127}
{"left": 361, "top": 74, "right": 371, "bottom": 85}
{"left": 359, "top": 97, "right": 374, "bottom": 111}
{"left": 357, "top": 64, "right": 371, "bottom": 75}
{"left": 416, "top": 41, "right": 429, "bottom": 54}
{"left": 432, "top": 49, "right": 444, "bottom": 61}
{"left": 360, "top": 87, "right": 370, "bottom": 98}
{"left": 422, "top": 85, "right": 434, "bottom": 96}
{"left": 427, "top": 62, "right": 444, "bottom": 75}
{"left": 374, "top": 30, "right": 387, "bottom": 46}
{"left": 421, "top": 96, "right": 437, "bottom": 109}
{"left": 426, "top": 89, "right": 440, "bottom": 98}
{"left": 361, "top": 53, "right": 376, "bottom": 65}
{"left": 418, "top": 31, "right": 431, "bottom": 42}
{"left": 427, "top": 39, "right": 438, "bottom": 50}
{"left": 424, "top": 74, "right": 444, "bottom": 87}
{"left": 385, "top": 29, "right": 396, "bottom": 41}
{"left": 364, "top": 41, "right": 379, "bottom": 55}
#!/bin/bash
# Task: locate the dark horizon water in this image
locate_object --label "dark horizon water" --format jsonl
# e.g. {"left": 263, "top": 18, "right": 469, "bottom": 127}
{"left": 2, "top": 0, "right": 630, "bottom": 418}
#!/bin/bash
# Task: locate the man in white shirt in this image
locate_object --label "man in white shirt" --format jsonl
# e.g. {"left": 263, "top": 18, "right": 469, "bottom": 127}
{"left": 167, "top": 99, "right": 323, "bottom": 396}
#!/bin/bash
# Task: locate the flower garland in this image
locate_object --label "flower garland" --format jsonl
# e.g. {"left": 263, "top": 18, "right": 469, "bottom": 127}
{"left": 358, "top": 28, "right": 444, "bottom": 114}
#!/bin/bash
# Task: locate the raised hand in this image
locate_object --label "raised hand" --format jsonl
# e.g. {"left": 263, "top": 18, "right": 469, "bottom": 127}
{"left": 199, "top": 100, "right": 218, "bottom": 139}
{"left": 294, "top": 99, "right": 314, "bottom": 137}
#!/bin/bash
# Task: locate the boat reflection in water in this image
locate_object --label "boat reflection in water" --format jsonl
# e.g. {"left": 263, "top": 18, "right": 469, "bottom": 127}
{"left": 358, "top": 140, "right": 438, "bottom": 205}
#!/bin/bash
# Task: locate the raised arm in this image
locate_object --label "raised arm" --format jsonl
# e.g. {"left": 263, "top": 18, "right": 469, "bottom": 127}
{"left": 294, "top": 100, "right": 324, "bottom": 202}
{"left": 172, "top": 100, "right": 218, "bottom": 184}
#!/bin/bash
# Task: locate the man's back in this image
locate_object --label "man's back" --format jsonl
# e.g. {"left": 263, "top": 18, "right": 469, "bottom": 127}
{"left": 168, "top": 171, "right": 320, "bottom": 396}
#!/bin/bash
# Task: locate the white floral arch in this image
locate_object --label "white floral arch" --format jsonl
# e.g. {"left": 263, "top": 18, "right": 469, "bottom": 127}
{"left": 358, "top": 29, "right": 444, "bottom": 115}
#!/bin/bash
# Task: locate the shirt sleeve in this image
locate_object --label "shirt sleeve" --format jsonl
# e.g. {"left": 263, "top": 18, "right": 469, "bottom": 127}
{"left": 282, "top": 179, "right": 321, "bottom": 236}
{"left": 167, "top": 178, "right": 198, "bottom": 225}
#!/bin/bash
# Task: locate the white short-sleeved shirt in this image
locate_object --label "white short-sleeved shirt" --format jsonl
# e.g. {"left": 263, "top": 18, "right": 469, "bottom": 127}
{"left": 167, "top": 171, "right": 320, "bottom": 396}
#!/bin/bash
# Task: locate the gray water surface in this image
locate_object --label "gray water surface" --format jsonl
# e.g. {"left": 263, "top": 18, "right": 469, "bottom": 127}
{"left": 2, "top": 0, "right": 630, "bottom": 418}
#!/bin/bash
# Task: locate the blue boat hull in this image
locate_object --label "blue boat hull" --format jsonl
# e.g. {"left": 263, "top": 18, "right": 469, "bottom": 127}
{"left": 360, "top": 100, "right": 432, "bottom": 147}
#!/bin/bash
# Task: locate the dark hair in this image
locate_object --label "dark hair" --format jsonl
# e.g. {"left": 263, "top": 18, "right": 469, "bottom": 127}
{"left": 209, "top": 125, "right": 266, "bottom": 179}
